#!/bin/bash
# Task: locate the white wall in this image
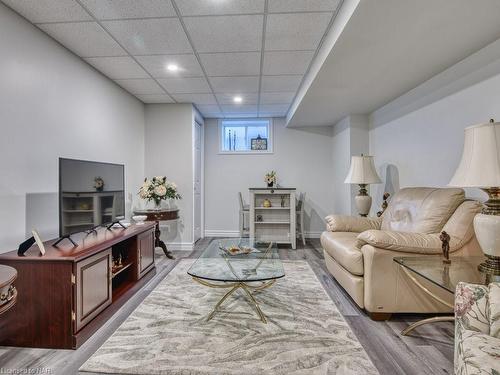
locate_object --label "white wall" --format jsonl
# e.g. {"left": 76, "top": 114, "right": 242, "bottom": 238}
{"left": 369, "top": 71, "right": 500, "bottom": 208}
{"left": 0, "top": 4, "right": 145, "bottom": 253}
{"left": 204, "top": 118, "right": 334, "bottom": 237}
{"left": 144, "top": 104, "right": 196, "bottom": 249}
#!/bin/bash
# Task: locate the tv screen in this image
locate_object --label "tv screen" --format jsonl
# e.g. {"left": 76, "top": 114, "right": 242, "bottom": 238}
{"left": 59, "top": 158, "right": 125, "bottom": 236}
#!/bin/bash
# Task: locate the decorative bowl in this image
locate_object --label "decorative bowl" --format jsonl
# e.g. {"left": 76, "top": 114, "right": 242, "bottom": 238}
{"left": 132, "top": 215, "right": 147, "bottom": 225}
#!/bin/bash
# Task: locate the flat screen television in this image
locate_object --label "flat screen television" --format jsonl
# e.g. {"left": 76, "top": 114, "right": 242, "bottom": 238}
{"left": 59, "top": 158, "right": 125, "bottom": 237}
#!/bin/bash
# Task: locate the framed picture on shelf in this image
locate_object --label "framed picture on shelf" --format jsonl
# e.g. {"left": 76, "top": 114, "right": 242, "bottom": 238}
{"left": 251, "top": 135, "right": 267, "bottom": 151}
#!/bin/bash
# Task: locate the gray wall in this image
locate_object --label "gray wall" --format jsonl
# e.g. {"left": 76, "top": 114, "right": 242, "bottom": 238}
{"left": 204, "top": 118, "right": 334, "bottom": 237}
{"left": 0, "top": 3, "right": 145, "bottom": 252}
{"left": 369, "top": 71, "right": 500, "bottom": 209}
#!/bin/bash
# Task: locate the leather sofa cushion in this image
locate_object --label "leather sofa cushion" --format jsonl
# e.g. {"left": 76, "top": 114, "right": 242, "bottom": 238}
{"left": 381, "top": 187, "right": 464, "bottom": 234}
{"left": 320, "top": 231, "right": 364, "bottom": 276}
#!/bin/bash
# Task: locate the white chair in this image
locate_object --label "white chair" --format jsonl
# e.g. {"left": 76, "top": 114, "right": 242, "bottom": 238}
{"left": 238, "top": 192, "right": 249, "bottom": 237}
{"left": 296, "top": 192, "right": 306, "bottom": 246}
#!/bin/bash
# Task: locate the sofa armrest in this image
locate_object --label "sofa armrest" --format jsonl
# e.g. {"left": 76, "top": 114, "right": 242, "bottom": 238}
{"left": 357, "top": 230, "right": 460, "bottom": 254}
{"left": 325, "top": 215, "right": 381, "bottom": 233}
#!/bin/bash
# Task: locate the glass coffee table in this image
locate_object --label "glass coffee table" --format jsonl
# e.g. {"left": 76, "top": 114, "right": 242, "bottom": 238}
{"left": 187, "top": 239, "right": 284, "bottom": 323}
{"left": 394, "top": 256, "right": 500, "bottom": 335}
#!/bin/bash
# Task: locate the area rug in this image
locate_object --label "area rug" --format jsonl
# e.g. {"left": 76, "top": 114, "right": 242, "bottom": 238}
{"left": 80, "top": 260, "right": 378, "bottom": 375}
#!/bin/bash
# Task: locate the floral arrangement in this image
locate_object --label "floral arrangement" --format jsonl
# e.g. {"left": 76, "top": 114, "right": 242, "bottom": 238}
{"left": 94, "top": 176, "right": 104, "bottom": 191}
{"left": 139, "top": 176, "right": 181, "bottom": 207}
{"left": 265, "top": 171, "right": 276, "bottom": 187}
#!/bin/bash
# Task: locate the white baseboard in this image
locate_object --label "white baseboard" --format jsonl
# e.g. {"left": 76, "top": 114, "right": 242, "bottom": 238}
{"left": 163, "top": 242, "right": 194, "bottom": 251}
{"left": 204, "top": 230, "right": 322, "bottom": 239}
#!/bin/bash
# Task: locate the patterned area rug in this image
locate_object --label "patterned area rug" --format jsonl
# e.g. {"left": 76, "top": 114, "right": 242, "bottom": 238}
{"left": 80, "top": 260, "right": 378, "bottom": 374}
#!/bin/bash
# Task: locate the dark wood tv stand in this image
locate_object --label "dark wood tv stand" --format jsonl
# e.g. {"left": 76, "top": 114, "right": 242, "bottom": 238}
{"left": 0, "top": 222, "right": 156, "bottom": 349}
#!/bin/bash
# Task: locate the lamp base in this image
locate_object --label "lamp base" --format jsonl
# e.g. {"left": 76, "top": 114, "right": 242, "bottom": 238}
{"left": 478, "top": 255, "right": 500, "bottom": 276}
{"left": 355, "top": 184, "right": 372, "bottom": 217}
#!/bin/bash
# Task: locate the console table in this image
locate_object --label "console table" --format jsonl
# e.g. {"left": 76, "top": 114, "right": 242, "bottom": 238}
{"left": 249, "top": 188, "right": 296, "bottom": 249}
{"left": 133, "top": 208, "right": 179, "bottom": 259}
{"left": 0, "top": 223, "right": 156, "bottom": 349}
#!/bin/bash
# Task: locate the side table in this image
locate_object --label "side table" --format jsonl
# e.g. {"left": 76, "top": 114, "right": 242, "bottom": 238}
{"left": 0, "top": 265, "right": 18, "bottom": 316}
{"left": 133, "top": 208, "right": 179, "bottom": 259}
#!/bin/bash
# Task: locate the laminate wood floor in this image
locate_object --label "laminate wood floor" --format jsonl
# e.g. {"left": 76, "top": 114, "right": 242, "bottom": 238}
{"left": 0, "top": 238, "right": 454, "bottom": 375}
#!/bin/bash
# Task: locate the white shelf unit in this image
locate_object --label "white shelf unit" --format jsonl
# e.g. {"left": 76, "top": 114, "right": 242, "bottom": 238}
{"left": 249, "top": 188, "right": 296, "bottom": 249}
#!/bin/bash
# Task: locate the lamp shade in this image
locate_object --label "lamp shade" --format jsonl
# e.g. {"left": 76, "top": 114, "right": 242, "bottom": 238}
{"left": 344, "top": 155, "right": 382, "bottom": 184}
{"left": 449, "top": 121, "right": 500, "bottom": 188}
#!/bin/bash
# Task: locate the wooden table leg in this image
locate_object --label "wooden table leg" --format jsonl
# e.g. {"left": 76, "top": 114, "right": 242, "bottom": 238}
{"left": 155, "top": 221, "right": 174, "bottom": 259}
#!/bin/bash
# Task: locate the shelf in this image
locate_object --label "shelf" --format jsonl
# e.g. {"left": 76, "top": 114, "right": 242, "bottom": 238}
{"left": 255, "top": 207, "right": 290, "bottom": 210}
{"left": 64, "top": 222, "right": 94, "bottom": 227}
{"left": 112, "top": 262, "right": 133, "bottom": 278}
{"left": 63, "top": 210, "right": 94, "bottom": 213}
{"left": 255, "top": 221, "right": 290, "bottom": 224}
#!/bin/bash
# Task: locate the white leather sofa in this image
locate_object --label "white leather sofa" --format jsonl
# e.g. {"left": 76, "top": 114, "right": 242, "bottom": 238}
{"left": 321, "top": 187, "right": 482, "bottom": 319}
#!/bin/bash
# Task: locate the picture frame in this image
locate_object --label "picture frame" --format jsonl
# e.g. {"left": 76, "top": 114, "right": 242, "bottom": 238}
{"left": 251, "top": 135, "right": 268, "bottom": 151}
{"left": 32, "top": 229, "right": 46, "bottom": 255}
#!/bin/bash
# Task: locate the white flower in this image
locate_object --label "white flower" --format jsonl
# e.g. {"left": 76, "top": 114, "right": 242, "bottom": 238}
{"left": 154, "top": 185, "right": 167, "bottom": 197}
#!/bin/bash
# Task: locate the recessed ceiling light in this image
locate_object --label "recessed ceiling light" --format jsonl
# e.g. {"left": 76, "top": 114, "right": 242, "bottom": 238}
{"left": 166, "top": 64, "right": 179, "bottom": 72}
{"left": 233, "top": 96, "right": 243, "bottom": 103}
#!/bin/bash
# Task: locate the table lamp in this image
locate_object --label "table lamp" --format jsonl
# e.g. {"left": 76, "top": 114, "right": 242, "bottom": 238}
{"left": 449, "top": 119, "right": 500, "bottom": 275}
{"left": 345, "top": 155, "right": 382, "bottom": 216}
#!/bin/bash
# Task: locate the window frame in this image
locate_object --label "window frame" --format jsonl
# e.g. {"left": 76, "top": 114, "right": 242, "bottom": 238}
{"left": 218, "top": 118, "right": 274, "bottom": 155}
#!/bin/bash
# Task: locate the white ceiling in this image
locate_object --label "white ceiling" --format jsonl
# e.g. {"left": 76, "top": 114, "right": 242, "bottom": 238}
{"left": 1, "top": 0, "right": 342, "bottom": 118}
{"left": 287, "top": 0, "right": 500, "bottom": 127}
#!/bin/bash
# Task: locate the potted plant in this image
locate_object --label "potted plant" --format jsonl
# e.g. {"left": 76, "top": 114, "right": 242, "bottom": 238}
{"left": 138, "top": 176, "right": 181, "bottom": 210}
{"left": 94, "top": 176, "right": 104, "bottom": 192}
{"left": 265, "top": 171, "right": 276, "bottom": 188}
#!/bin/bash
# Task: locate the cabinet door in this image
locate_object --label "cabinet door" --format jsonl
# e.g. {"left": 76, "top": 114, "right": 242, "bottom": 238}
{"left": 138, "top": 230, "right": 154, "bottom": 278}
{"left": 74, "top": 249, "right": 112, "bottom": 332}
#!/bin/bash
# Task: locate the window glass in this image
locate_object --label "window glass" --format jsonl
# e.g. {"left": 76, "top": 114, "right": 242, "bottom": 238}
{"left": 220, "top": 120, "right": 272, "bottom": 153}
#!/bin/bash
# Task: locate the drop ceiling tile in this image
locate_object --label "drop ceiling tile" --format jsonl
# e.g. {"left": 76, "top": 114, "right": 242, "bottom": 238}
{"left": 199, "top": 52, "right": 261, "bottom": 77}
{"left": 216, "top": 93, "right": 258, "bottom": 105}
{"left": 265, "top": 13, "right": 332, "bottom": 51}
{"left": 184, "top": 15, "right": 263, "bottom": 53}
{"left": 258, "top": 112, "right": 286, "bottom": 118}
{"left": 259, "top": 92, "right": 295, "bottom": 104}
{"left": 2, "top": 0, "right": 91, "bottom": 23}
{"left": 85, "top": 56, "right": 149, "bottom": 79}
{"left": 210, "top": 76, "right": 259, "bottom": 93}
{"left": 222, "top": 104, "right": 258, "bottom": 115}
{"left": 175, "top": 0, "right": 265, "bottom": 16}
{"left": 263, "top": 51, "right": 314, "bottom": 75}
{"left": 102, "top": 18, "right": 192, "bottom": 55}
{"left": 261, "top": 75, "right": 302, "bottom": 92}
{"left": 259, "top": 104, "right": 290, "bottom": 113}
{"left": 195, "top": 105, "right": 223, "bottom": 117}
{"left": 114, "top": 78, "right": 165, "bottom": 94}
{"left": 38, "top": 22, "right": 126, "bottom": 57}
{"left": 80, "top": 0, "right": 176, "bottom": 20}
{"left": 172, "top": 93, "right": 217, "bottom": 105}
{"left": 136, "top": 94, "right": 175, "bottom": 103}
{"left": 268, "top": 0, "right": 340, "bottom": 13}
{"left": 157, "top": 77, "right": 211, "bottom": 94}
{"left": 135, "top": 54, "right": 203, "bottom": 78}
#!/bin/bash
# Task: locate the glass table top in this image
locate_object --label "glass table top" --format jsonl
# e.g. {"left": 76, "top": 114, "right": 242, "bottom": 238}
{"left": 187, "top": 238, "right": 285, "bottom": 282}
{"left": 394, "top": 256, "right": 500, "bottom": 294}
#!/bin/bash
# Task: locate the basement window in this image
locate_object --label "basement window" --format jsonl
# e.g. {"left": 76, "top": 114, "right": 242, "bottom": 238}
{"left": 219, "top": 119, "right": 273, "bottom": 154}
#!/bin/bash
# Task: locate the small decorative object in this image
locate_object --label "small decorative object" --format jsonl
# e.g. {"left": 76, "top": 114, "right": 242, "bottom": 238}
{"left": 263, "top": 198, "right": 272, "bottom": 208}
{"left": 265, "top": 170, "right": 276, "bottom": 188}
{"left": 376, "top": 192, "right": 390, "bottom": 217}
{"left": 345, "top": 155, "right": 382, "bottom": 217}
{"left": 449, "top": 119, "right": 500, "bottom": 275}
{"left": 32, "top": 230, "right": 46, "bottom": 256}
{"left": 139, "top": 176, "right": 181, "bottom": 209}
{"left": 132, "top": 215, "right": 147, "bottom": 225}
{"left": 256, "top": 214, "right": 263, "bottom": 222}
{"left": 440, "top": 231, "right": 451, "bottom": 264}
{"left": 0, "top": 265, "right": 17, "bottom": 315}
{"left": 280, "top": 195, "right": 285, "bottom": 207}
{"left": 94, "top": 176, "right": 104, "bottom": 192}
{"left": 251, "top": 134, "right": 268, "bottom": 150}
{"left": 79, "top": 202, "right": 90, "bottom": 210}
{"left": 219, "top": 244, "right": 258, "bottom": 256}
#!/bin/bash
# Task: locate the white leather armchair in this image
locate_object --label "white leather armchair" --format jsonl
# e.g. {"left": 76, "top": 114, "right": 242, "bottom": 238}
{"left": 321, "top": 187, "right": 483, "bottom": 319}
